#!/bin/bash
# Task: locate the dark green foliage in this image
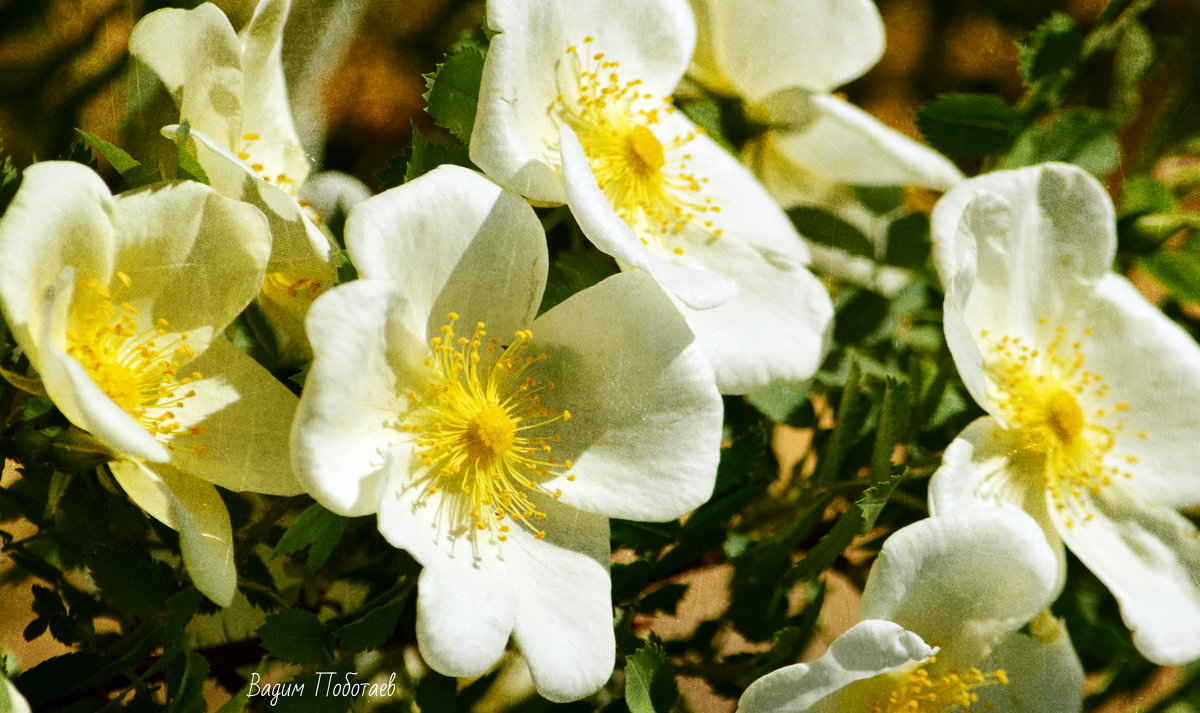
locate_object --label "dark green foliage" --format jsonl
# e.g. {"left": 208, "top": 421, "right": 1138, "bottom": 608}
{"left": 423, "top": 45, "right": 486, "bottom": 144}
{"left": 624, "top": 637, "right": 678, "bottom": 713}
{"left": 915, "top": 93, "right": 1025, "bottom": 157}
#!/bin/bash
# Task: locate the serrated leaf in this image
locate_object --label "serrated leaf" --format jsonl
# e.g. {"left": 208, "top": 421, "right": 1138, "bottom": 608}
{"left": 915, "top": 94, "right": 1025, "bottom": 157}
{"left": 12, "top": 652, "right": 98, "bottom": 709}
{"left": 376, "top": 123, "right": 473, "bottom": 191}
{"left": 271, "top": 503, "right": 347, "bottom": 576}
{"left": 0, "top": 134, "right": 18, "bottom": 215}
{"left": 76, "top": 130, "right": 155, "bottom": 188}
{"left": 332, "top": 595, "right": 406, "bottom": 652}
{"left": 423, "top": 45, "right": 485, "bottom": 143}
{"left": 85, "top": 542, "right": 171, "bottom": 618}
{"left": 625, "top": 638, "right": 678, "bottom": 713}
{"left": 792, "top": 472, "right": 903, "bottom": 582}
{"left": 787, "top": 206, "right": 874, "bottom": 259}
{"left": 1019, "top": 12, "right": 1083, "bottom": 105}
{"left": 1000, "top": 110, "right": 1119, "bottom": 175}
{"left": 258, "top": 609, "right": 329, "bottom": 664}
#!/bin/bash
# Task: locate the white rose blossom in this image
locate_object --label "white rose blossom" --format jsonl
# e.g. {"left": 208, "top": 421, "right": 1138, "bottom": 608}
{"left": 129, "top": 0, "right": 349, "bottom": 358}
{"left": 738, "top": 509, "right": 1083, "bottom": 713}
{"left": 0, "top": 162, "right": 302, "bottom": 606}
{"left": 930, "top": 162, "right": 1200, "bottom": 665}
{"left": 291, "top": 165, "right": 723, "bottom": 701}
{"left": 470, "top": 0, "right": 833, "bottom": 394}
{"left": 686, "top": 0, "right": 962, "bottom": 206}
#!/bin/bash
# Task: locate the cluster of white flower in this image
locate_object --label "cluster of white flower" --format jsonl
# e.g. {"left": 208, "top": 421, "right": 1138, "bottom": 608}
{"left": 1, "top": 0, "right": 1197, "bottom": 710}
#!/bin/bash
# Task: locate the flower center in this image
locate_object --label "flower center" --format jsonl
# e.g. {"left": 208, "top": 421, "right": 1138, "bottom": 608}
{"left": 871, "top": 658, "right": 1008, "bottom": 713}
{"left": 980, "top": 322, "right": 1142, "bottom": 526}
{"left": 402, "top": 314, "right": 574, "bottom": 544}
{"left": 237, "top": 132, "right": 298, "bottom": 195}
{"left": 552, "top": 37, "right": 722, "bottom": 255}
{"left": 65, "top": 274, "right": 207, "bottom": 455}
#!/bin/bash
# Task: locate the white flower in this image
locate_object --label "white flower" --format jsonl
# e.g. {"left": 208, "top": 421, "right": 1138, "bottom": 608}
{"left": 292, "top": 165, "right": 723, "bottom": 701}
{"left": 2, "top": 677, "right": 30, "bottom": 713}
{"left": 0, "top": 162, "right": 302, "bottom": 606}
{"left": 737, "top": 509, "right": 1082, "bottom": 713}
{"left": 686, "top": 0, "right": 962, "bottom": 205}
{"left": 930, "top": 162, "right": 1200, "bottom": 665}
{"left": 470, "top": 0, "right": 833, "bottom": 394}
{"left": 129, "top": 0, "right": 349, "bottom": 359}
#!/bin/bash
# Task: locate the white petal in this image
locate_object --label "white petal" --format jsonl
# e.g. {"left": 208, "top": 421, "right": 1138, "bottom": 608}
{"left": 299, "top": 170, "right": 372, "bottom": 221}
{"left": 1078, "top": 275, "right": 1200, "bottom": 509}
{"left": 932, "top": 163, "right": 1115, "bottom": 320}
{"left": 0, "top": 162, "right": 115, "bottom": 362}
{"left": 173, "top": 126, "right": 336, "bottom": 280}
{"left": 346, "top": 165, "right": 548, "bottom": 339}
{"left": 415, "top": 566, "right": 515, "bottom": 678}
{"left": 507, "top": 494, "right": 614, "bottom": 702}
{"left": 128, "top": 4, "right": 245, "bottom": 150}
{"left": 979, "top": 628, "right": 1083, "bottom": 713}
{"left": 238, "top": 0, "right": 312, "bottom": 187}
{"left": 677, "top": 120, "right": 810, "bottom": 264}
{"left": 531, "top": 271, "right": 722, "bottom": 521}
{"left": 110, "top": 460, "right": 237, "bottom": 606}
{"left": 36, "top": 273, "right": 168, "bottom": 462}
{"left": 2, "top": 678, "right": 31, "bottom": 713}
{"left": 859, "top": 507, "right": 1061, "bottom": 672}
{"left": 674, "top": 238, "right": 833, "bottom": 394}
{"left": 165, "top": 338, "right": 301, "bottom": 495}
{"left": 928, "top": 417, "right": 1067, "bottom": 591}
{"left": 761, "top": 93, "right": 963, "bottom": 190}
{"left": 472, "top": 0, "right": 696, "bottom": 203}
{"left": 558, "top": 126, "right": 737, "bottom": 310}
{"left": 690, "top": 0, "right": 884, "bottom": 100}
{"left": 736, "top": 620, "right": 933, "bottom": 713}
{"left": 292, "top": 280, "right": 421, "bottom": 516}
{"left": 109, "top": 178, "right": 273, "bottom": 344}
{"left": 1056, "top": 482, "right": 1200, "bottom": 665}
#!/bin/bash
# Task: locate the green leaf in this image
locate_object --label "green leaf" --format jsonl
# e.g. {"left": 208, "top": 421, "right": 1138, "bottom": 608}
{"left": 173, "top": 121, "right": 210, "bottom": 184}
{"left": 538, "top": 249, "right": 621, "bottom": 315}
{"left": 258, "top": 609, "right": 329, "bottom": 664}
{"left": 915, "top": 93, "right": 1025, "bottom": 157}
{"left": 1018, "top": 12, "right": 1083, "bottom": 105}
{"left": 332, "top": 591, "right": 408, "bottom": 652}
{"left": 1141, "top": 250, "right": 1200, "bottom": 304}
{"left": 746, "top": 382, "right": 815, "bottom": 426}
{"left": 423, "top": 44, "right": 486, "bottom": 144}
{"left": 870, "top": 378, "right": 911, "bottom": 485}
{"left": 1000, "top": 110, "right": 1119, "bottom": 176}
{"left": 792, "top": 472, "right": 904, "bottom": 581}
{"left": 883, "top": 213, "right": 932, "bottom": 270}
{"left": 168, "top": 651, "right": 209, "bottom": 713}
{"left": 0, "top": 140, "right": 18, "bottom": 216}
{"left": 853, "top": 185, "right": 906, "bottom": 215}
{"left": 625, "top": 637, "right": 679, "bottom": 713}
{"left": 787, "top": 206, "right": 874, "bottom": 259}
{"left": 376, "top": 122, "right": 473, "bottom": 190}
{"left": 76, "top": 130, "right": 155, "bottom": 188}
{"left": 635, "top": 583, "right": 689, "bottom": 616}
{"left": 271, "top": 503, "right": 347, "bottom": 576}
{"left": 84, "top": 542, "right": 172, "bottom": 618}
{"left": 813, "top": 359, "right": 871, "bottom": 484}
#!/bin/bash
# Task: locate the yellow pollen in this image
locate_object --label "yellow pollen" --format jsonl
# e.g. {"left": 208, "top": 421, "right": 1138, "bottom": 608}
{"left": 402, "top": 314, "right": 574, "bottom": 545}
{"left": 65, "top": 276, "right": 205, "bottom": 456}
{"left": 628, "top": 125, "right": 665, "bottom": 173}
{"left": 871, "top": 658, "right": 1008, "bottom": 713}
{"left": 980, "top": 322, "right": 1138, "bottom": 517}
{"left": 551, "top": 40, "right": 721, "bottom": 255}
